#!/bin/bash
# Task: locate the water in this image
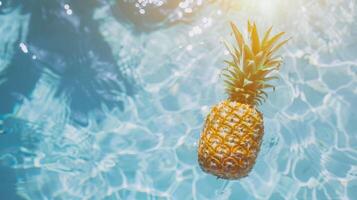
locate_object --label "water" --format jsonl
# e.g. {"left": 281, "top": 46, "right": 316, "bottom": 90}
{"left": 0, "top": 0, "right": 356, "bottom": 199}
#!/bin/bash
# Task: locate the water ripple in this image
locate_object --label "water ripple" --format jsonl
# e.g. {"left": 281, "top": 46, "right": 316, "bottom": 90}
{"left": 0, "top": 0, "right": 356, "bottom": 199}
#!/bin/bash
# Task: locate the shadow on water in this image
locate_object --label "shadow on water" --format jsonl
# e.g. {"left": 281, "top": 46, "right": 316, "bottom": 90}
{"left": 0, "top": 165, "right": 24, "bottom": 200}
{"left": 0, "top": 119, "right": 25, "bottom": 200}
{"left": 25, "top": 0, "right": 137, "bottom": 125}
{"left": 111, "top": 0, "right": 203, "bottom": 33}
{"left": 1, "top": 0, "right": 137, "bottom": 123}
{"left": 0, "top": 116, "right": 44, "bottom": 200}
{"left": 0, "top": 0, "right": 138, "bottom": 199}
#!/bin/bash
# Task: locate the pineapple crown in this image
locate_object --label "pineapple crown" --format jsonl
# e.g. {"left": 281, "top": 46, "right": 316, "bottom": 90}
{"left": 223, "top": 21, "right": 289, "bottom": 106}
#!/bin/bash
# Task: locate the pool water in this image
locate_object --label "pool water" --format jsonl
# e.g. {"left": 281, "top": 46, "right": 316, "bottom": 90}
{"left": 0, "top": 0, "right": 356, "bottom": 199}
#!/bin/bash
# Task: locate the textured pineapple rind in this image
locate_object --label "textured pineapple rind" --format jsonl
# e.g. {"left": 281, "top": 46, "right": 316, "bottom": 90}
{"left": 198, "top": 100, "right": 264, "bottom": 179}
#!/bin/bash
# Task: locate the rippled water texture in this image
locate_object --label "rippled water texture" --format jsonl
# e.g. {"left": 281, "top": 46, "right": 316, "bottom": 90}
{"left": 0, "top": 0, "right": 356, "bottom": 199}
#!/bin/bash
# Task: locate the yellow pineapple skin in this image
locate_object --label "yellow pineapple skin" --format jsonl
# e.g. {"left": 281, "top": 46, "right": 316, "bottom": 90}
{"left": 198, "top": 100, "right": 264, "bottom": 179}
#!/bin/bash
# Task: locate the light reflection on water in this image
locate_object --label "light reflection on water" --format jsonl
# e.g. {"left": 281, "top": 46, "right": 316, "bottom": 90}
{"left": 0, "top": 0, "right": 356, "bottom": 199}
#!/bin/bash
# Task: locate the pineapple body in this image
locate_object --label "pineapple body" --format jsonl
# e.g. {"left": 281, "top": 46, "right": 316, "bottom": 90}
{"left": 198, "top": 100, "right": 264, "bottom": 179}
{"left": 197, "top": 22, "right": 287, "bottom": 179}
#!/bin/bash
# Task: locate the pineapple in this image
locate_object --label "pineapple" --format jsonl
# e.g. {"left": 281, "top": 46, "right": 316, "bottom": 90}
{"left": 197, "top": 21, "right": 288, "bottom": 179}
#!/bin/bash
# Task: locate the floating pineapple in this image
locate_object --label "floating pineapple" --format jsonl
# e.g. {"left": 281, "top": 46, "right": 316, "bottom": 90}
{"left": 197, "top": 21, "right": 288, "bottom": 179}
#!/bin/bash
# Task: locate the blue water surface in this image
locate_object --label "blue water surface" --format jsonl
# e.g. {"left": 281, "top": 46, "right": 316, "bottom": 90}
{"left": 0, "top": 0, "right": 356, "bottom": 199}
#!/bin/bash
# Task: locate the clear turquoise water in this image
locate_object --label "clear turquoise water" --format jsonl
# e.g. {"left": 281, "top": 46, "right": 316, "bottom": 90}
{"left": 0, "top": 0, "right": 356, "bottom": 199}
